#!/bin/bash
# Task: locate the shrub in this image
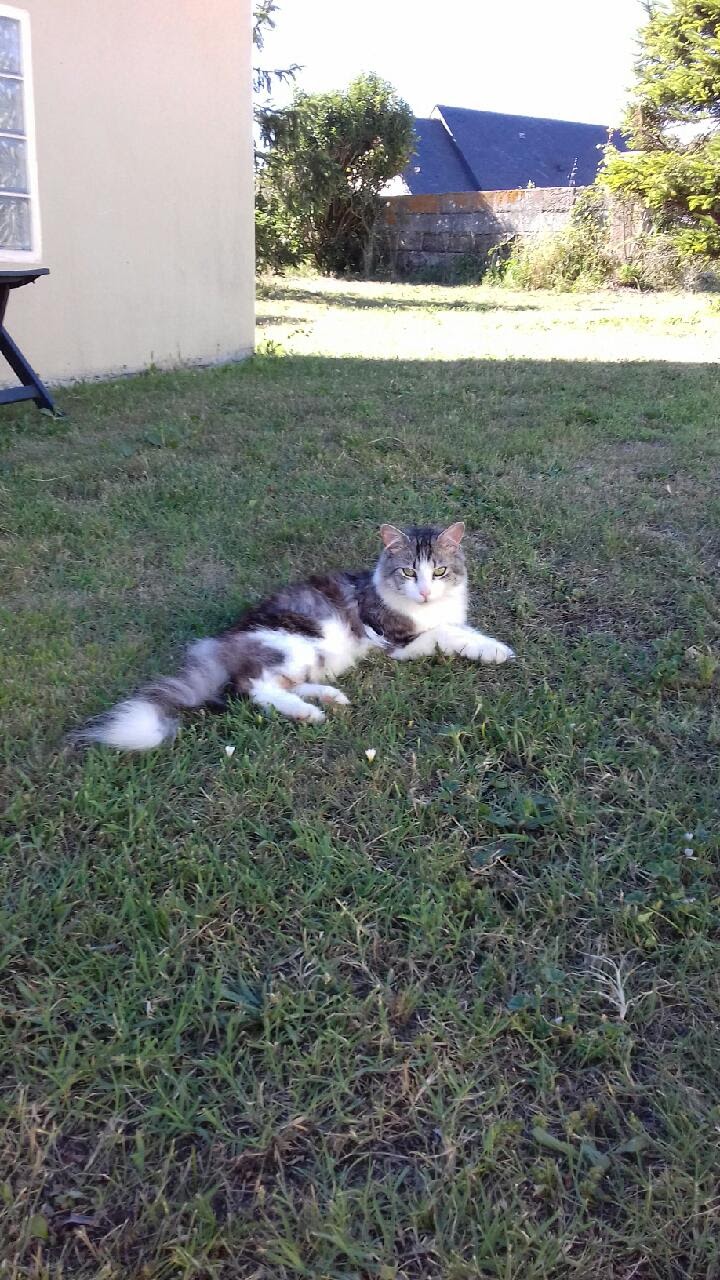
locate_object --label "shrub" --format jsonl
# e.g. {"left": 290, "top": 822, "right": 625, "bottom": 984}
{"left": 615, "top": 232, "right": 720, "bottom": 290}
{"left": 254, "top": 177, "right": 305, "bottom": 273}
{"left": 497, "top": 190, "right": 614, "bottom": 291}
{"left": 256, "top": 74, "right": 414, "bottom": 276}
{"left": 490, "top": 189, "right": 720, "bottom": 294}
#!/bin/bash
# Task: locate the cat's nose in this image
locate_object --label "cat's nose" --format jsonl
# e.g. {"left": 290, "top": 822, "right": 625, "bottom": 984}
{"left": 419, "top": 588, "right": 430, "bottom": 601}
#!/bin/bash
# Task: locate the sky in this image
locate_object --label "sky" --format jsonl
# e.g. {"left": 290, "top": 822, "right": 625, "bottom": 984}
{"left": 258, "top": 0, "right": 649, "bottom": 126}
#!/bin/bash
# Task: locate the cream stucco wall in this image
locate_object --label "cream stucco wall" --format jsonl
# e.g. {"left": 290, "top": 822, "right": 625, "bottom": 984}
{"left": 4, "top": 0, "right": 254, "bottom": 384}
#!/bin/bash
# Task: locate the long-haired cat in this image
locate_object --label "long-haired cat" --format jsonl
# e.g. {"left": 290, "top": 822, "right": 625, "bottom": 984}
{"left": 71, "top": 521, "right": 514, "bottom": 751}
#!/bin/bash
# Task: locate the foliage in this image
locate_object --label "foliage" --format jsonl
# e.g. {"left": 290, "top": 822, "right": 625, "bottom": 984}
{"left": 495, "top": 190, "right": 614, "bottom": 290}
{"left": 255, "top": 172, "right": 305, "bottom": 270}
{"left": 257, "top": 74, "right": 414, "bottom": 275}
{"left": 604, "top": 134, "right": 720, "bottom": 254}
{"left": 624, "top": 0, "right": 720, "bottom": 132}
{"left": 602, "top": 0, "right": 720, "bottom": 254}
{"left": 252, "top": 0, "right": 299, "bottom": 99}
{"left": 616, "top": 229, "right": 720, "bottom": 288}
{"left": 252, "top": 2, "right": 302, "bottom": 270}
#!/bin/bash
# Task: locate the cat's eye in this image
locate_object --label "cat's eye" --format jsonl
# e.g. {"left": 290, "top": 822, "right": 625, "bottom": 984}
{"left": 400, "top": 567, "right": 416, "bottom": 578}
{"left": 433, "top": 566, "right": 447, "bottom": 578}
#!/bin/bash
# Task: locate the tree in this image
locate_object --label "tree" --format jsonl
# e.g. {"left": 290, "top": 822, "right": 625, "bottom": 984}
{"left": 252, "top": 1, "right": 299, "bottom": 101}
{"left": 257, "top": 74, "right": 415, "bottom": 275}
{"left": 252, "top": 2, "right": 304, "bottom": 269}
{"left": 252, "top": 0, "right": 299, "bottom": 171}
{"left": 602, "top": 0, "right": 720, "bottom": 254}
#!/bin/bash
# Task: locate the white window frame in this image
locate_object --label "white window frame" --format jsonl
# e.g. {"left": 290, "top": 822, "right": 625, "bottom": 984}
{"left": 0, "top": 3, "right": 41, "bottom": 263}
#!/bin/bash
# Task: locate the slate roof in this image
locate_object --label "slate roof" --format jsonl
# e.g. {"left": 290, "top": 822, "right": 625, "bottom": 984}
{"left": 402, "top": 117, "right": 477, "bottom": 195}
{"left": 400, "top": 105, "right": 625, "bottom": 194}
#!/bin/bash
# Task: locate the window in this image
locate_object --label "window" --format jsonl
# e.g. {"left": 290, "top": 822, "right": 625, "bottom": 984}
{"left": 0, "top": 5, "right": 40, "bottom": 262}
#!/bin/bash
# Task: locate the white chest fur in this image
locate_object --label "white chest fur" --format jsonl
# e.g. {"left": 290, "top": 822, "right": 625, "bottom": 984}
{"left": 376, "top": 578, "right": 468, "bottom": 635}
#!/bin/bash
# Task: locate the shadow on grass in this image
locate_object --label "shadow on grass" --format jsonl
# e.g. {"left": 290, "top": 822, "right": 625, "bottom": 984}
{"left": 255, "top": 312, "right": 309, "bottom": 328}
{"left": 258, "top": 282, "right": 539, "bottom": 313}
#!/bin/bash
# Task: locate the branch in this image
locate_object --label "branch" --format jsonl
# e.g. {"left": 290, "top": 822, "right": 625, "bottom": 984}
{"left": 253, "top": 63, "right": 301, "bottom": 96}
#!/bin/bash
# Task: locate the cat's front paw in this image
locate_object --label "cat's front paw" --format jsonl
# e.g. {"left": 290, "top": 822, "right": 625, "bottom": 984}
{"left": 294, "top": 683, "right": 350, "bottom": 707}
{"left": 319, "top": 689, "right": 350, "bottom": 707}
{"left": 299, "top": 704, "right": 326, "bottom": 723}
{"left": 390, "top": 645, "right": 412, "bottom": 661}
{"left": 460, "top": 635, "right": 515, "bottom": 664}
{"left": 484, "top": 640, "right": 515, "bottom": 664}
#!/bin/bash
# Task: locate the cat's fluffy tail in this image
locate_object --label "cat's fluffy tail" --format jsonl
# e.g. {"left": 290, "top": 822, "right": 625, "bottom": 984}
{"left": 69, "top": 638, "right": 228, "bottom": 751}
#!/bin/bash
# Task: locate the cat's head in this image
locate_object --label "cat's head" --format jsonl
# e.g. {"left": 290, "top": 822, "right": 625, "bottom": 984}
{"left": 375, "top": 522, "right": 467, "bottom": 607}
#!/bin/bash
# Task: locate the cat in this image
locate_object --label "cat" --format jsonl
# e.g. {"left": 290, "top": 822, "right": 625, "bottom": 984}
{"left": 71, "top": 521, "right": 514, "bottom": 751}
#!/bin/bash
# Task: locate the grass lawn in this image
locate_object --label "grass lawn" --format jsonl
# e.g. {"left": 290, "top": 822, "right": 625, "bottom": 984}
{"left": 2, "top": 277, "right": 720, "bottom": 1278}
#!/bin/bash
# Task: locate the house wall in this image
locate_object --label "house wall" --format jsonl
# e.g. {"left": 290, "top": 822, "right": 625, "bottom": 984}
{"left": 381, "top": 187, "right": 580, "bottom": 271}
{"left": 4, "top": 0, "right": 254, "bottom": 385}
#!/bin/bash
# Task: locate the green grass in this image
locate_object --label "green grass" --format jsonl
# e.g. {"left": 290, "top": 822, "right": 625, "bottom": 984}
{"left": 2, "top": 276, "right": 720, "bottom": 1278}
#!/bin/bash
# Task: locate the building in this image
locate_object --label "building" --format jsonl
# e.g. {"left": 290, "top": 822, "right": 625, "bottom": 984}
{"left": 0, "top": 0, "right": 254, "bottom": 386}
{"left": 390, "top": 104, "right": 625, "bottom": 196}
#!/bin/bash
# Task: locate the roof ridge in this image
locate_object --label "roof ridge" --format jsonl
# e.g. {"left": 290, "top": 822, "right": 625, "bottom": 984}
{"left": 432, "top": 108, "right": 482, "bottom": 189}
{"left": 434, "top": 104, "right": 614, "bottom": 131}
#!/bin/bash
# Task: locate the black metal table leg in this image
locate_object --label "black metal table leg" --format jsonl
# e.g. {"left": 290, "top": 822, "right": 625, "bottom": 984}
{"left": 0, "top": 322, "right": 56, "bottom": 412}
{"left": 0, "top": 269, "right": 62, "bottom": 416}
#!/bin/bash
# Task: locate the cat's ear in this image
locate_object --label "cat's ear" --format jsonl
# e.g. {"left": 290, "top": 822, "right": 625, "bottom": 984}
{"left": 380, "top": 523, "right": 409, "bottom": 551}
{"left": 437, "top": 521, "right": 465, "bottom": 551}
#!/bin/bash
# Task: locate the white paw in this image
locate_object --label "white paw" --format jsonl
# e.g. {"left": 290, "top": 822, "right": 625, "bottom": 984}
{"left": 322, "top": 689, "right": 350, "bottom": 706}
{"left": 299, "top": 704, "right": 325, "bottom": 723}
{"left": 461, "top": 637, "right": 515, "bottom": 664}
{"left": 295, "top": 684, "right": 350, "bottom": 706}
{"left": 390, "top": 646, "right": 413, "bottom": 661}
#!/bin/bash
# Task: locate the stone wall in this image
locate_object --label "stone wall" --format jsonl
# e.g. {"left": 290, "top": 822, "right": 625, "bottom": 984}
{"left": 379, "top": 187, "right": 582, "bottom": 273}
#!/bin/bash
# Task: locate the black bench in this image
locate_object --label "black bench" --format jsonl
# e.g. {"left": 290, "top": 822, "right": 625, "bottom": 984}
{"left": 0, "top": 268, "right": 58, "bottom": 414}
